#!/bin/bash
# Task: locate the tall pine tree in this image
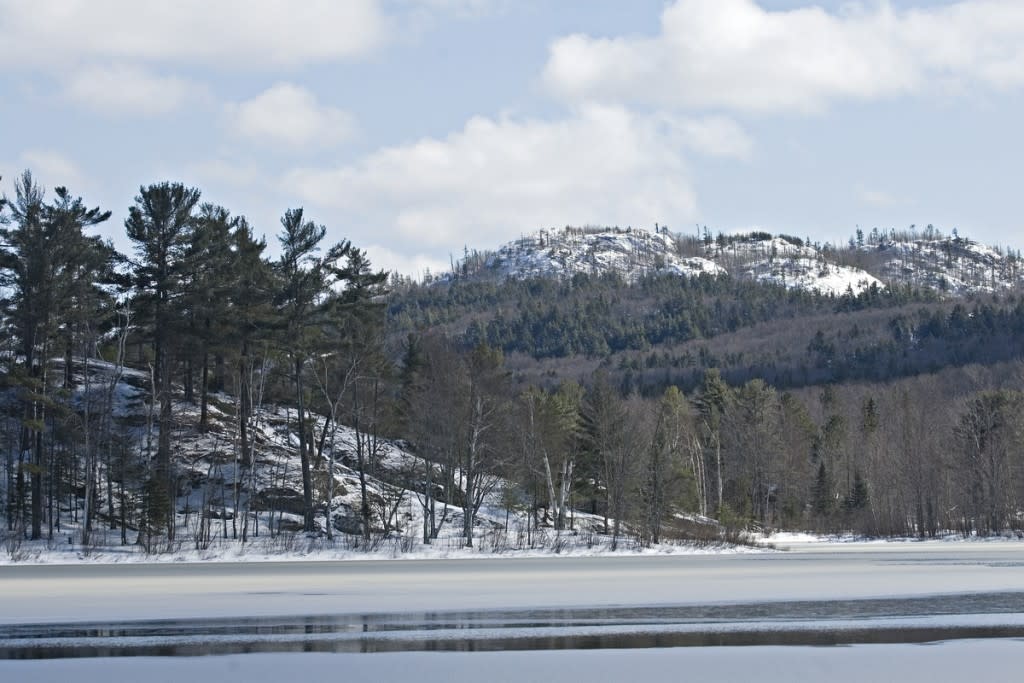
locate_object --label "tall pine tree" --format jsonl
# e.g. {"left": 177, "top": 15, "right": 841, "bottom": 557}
{"left": 125, "top": 182, "right": 201, "bottom": 541}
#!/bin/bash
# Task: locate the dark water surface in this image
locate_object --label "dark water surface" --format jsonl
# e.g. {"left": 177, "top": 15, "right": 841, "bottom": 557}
{"left": 4, "top": 592, "right": 1024, "bottom": 659}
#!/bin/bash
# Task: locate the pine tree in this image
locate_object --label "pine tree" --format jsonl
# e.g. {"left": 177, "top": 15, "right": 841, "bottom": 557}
{"left": 227, "top": 219, "right": 276, "bottom": 543}
{"left": 812, "top": 461, "right": 833, "bottom": 520}
{"left": 0, "top": 172, "right": 114, "bottom": 539}
{"left": 582, "top": 371, "right": 631, "bottom": 547}
{"left": 125, "top": 182, "right": 201, "bottom": 540}
{"left": 182, "top": 204, "right": 241, "bottom": 427}
{"left": 695, "top": 368, "right": 730, "bottom": 516}
{"left": 315, "top": 244, "right": 388, "bottom": 540}
{"left": 845, "top": 471, "right": 869, "bottom": 511}
{"left": 274, "top": 208, "right": 384, "bottom": 533}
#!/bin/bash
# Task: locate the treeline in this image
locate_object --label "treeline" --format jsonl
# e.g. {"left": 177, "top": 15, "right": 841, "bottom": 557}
{"left": 0, "top": 171, "right": 387, "bottom": 547}
{"left": 389, "top": 268, "right": 1024, "bottom": 397}
{"left": 3, "top": 169, "right": 1024, "bottom": 551}
{"left": 601, "top": 295, "right": 1024, "bottom": 397}
{"left": 388, "top": 270, "right": 933, "bottom": 362}
{"left": 696, "top": 363, "right": 1024, "bottom": 536}
{"left": 401, "top": 336, "right": 1024, "bottom": 543}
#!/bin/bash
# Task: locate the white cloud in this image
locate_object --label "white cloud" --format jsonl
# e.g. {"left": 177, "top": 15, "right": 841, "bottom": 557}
{"left": 8, "top": 151, "right": 86, "bottom": 190}
{"left": 65, "top": 64, "right": 203, "bottom": 116}
{"left": 283, "top": 105, "right": 702, "bottom": 255}
{"left": 187, "top": 159, "right": 269, "bottom": 191}
{"left": 226, "top": 83, "right": 356, "bottom": 148}
{"left": 666, "top": 116, "right": 753, "bottom": 160}
{"left": 397, "top": 0, "right": 502, "bottom": 18}
{"left": 0, "top": 0, "right": 387, "bottom": 70}
{"left": 542, "top": 0, "right": 1024, "bottom": 113}
{"left": 364, "top": 243, "right": 450, "bottom": 280}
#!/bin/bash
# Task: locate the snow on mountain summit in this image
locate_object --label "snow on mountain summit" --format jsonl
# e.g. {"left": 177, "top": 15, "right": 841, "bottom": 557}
{"left": 455, "top": 226, "right": 1023, "bottom": 298}
{"left": 484, "top": 227, "right": 723, "bottom": 283}
{"left": 715, "top": 236, "right": 882, "bottom": 296}
{"left": 474, "top": 227, "right": 877, "bottom": 296}
{"left": 863, "top": 236, "right": 1023, "bottom": 295}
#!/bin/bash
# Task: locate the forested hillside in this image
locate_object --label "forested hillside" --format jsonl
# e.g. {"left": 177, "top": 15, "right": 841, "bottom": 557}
{"left": 3, "top": 169, "right": 1024, "bottom": 560}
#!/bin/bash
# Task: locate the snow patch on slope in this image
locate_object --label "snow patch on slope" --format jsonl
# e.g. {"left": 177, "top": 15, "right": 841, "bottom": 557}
{"left": 486, "top": 227, "right": 723, "bottom": 282}
{"left": 716, "top": 237, "right": 883, "bottom": 296}
{"left": 864, "top": 237, "right": 1024, "bottom": 295}
{"left": 480, "top": 228, "right": 881, "bottom": 296}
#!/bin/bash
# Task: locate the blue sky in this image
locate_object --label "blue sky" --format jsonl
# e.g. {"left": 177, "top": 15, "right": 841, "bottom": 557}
{"left": 2, "top": 0, "right": 1023, "bottom": 277}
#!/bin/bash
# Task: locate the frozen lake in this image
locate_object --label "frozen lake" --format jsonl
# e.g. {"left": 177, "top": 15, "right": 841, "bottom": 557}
{"left": 3, "top": 540, "right": 1024, "bottom": 625}
{"left": 3, "top": 643, "right": 1024, "bottom": 683}
{"left": 2, "top": 540, "right": 1023, "bottom": 677}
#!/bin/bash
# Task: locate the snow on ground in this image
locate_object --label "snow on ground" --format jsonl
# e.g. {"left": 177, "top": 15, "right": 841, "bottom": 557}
{"left": 714, "top": 237, "right": 882, "bottom": 296}
{"left": 472, "top": 227, "right": 1024, "bottom": 297}
{"left": 484, "top": 228, "right": 886, "bottom": 295}
{"left": 761, "top": 529, "right": 1024, "bottom": 548}
{"left": 10, "top": 352, "right": 1023, "bottom": 570}
{"left": 864, "top": 237, "right": 1024, "bottom": 295}
{"left": 7, "top": 525, "right": 1022, "bottom": 566}
{"left": 5, "top": 356, "right": 769, "bottom": 568}
{"left": 0, "top": 522, "right": 756, "bottom": 566}
{"left": 486, "top": 227, "right": 724, "bottom": 282}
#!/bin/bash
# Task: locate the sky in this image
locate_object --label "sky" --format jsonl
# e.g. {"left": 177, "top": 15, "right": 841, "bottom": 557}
{"left": 2, "top": 0, "right": 1023, "bottom": 278}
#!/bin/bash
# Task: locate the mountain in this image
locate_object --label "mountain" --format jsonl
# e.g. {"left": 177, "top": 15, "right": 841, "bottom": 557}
{"left": 483, "top": 227, "right": 723, "bottom": 283}
{"left": 456, "top": 225, "right": 1023, "bottom": 298}
{"left": 855, "top": 235, "right": 1022, "bottom": 295}
{"left": 714, "top": 235, "right": 881, "bottom": 296}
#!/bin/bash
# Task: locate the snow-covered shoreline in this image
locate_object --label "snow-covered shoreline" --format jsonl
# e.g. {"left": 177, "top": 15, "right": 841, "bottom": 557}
{"left": 7, "top": 526, "right": 1024, "bottom": 566}
{"left": 1, "top": 530, "right": 762, "bottom": 566}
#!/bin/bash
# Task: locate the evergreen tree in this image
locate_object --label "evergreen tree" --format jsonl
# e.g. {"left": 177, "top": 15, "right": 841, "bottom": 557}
{"left": 461, "top": 343, "right": 508, "bottom": 547}
{"left": 182, "top": 204, "right": 241, "bottom": 427}
{"left": 643, "top": 386, "right": 690, "bottom": 544}
{"left": 275, "top": 208, "right": 329, "bottom": 533}
{"left": 274, "top": 208, "right": 383, "bottom": 532}
{"left": 812, "top": 461, "right": 833, "bottom": 520}
{"left": 582, "top": 372, "right": 632, "bottom": 547}
{"left": 125, "top": 182, "right": 201, "bottom": 540}
{"left": 0, "top": 171, "right": 113, "bottom": 539}
{"left": 695, "top": 368, "right": 730, "bottom": 516}
{"left": 227, "top": 220, "right": 276, "bottom": 543}
{"left": 318, "top": 245, "right": 388, "bottom": 540}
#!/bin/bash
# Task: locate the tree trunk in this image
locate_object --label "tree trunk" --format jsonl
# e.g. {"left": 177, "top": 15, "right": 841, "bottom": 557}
{"left": 353, "top": 388, "right": 372, "bottom": 542}
{"left": 200, "top": 349, "right": 209, "bottom": 428}
{"left": 296, "top": 357, "right": 314, "bottom": 532}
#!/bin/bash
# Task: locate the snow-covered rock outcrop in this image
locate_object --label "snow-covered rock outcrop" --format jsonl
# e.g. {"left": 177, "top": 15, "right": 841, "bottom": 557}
{"left": 459, "top": 226, "right": 1023, "bottom": 298}
{"left": 485, "top": 227, "right": 723, "bottom": 283}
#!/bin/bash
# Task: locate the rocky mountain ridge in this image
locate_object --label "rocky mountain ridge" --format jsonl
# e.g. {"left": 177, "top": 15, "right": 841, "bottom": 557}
{"left": 467, "top": 226, "right": 1023, "bottom": 297}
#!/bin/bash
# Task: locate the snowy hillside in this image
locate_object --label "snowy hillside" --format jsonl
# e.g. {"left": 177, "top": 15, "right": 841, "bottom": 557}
{"left": 2, "top": 358, "right": 737, "bottom": 563}
{"left": 483, "top": 227, "right": 723, "bottom": 283}
{"left": 714, "top": 236, "right": 881, "bottom": 296}
{"left": 461, "top": 226, "right": 1023, "bottom": 298}
{"left": 861, "top": 236, "right": 1024, "bottom": 295}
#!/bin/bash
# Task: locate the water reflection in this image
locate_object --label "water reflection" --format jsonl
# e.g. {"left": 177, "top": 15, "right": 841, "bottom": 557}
{"left": 4, "top": 592, "right": 1024, "bottom": 659}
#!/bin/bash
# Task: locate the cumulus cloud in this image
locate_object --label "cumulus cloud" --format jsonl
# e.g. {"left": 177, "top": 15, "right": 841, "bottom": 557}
{"left": 186, "top": 159, "right": 270, "bottom": 192}
{"left": 0, "top": 0, "right": 387, "bottom": 69}
{"left": 363, "top": 243, "right": 451, "bottom": 280}
{"left": 665, "top": 116, "right": 753, "bottom": 160}
{"left": 542, "top": 0, "right": 1024, "bottom": 113}
{"left": 225, "top": 83, "right": 355, "bottom": 148}
{"left": 65, "top": 64, "right": 203, "bottom": 116}
{"left": 283, "top": 105, "right": 715, "bottom": 255}
{"left": 5, "top": 151, "right": 86, "bottom": 190}
{"left": 398, "top": 0, "right": 502, "bottom": 18}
